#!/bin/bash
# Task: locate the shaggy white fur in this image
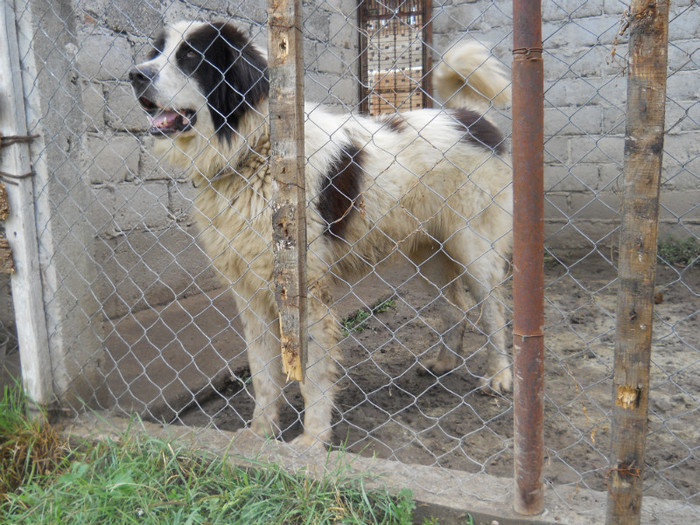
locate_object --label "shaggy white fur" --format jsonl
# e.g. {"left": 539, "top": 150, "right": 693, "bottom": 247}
{"left": 130, "top": 20, "right": 513, "bottom": 448}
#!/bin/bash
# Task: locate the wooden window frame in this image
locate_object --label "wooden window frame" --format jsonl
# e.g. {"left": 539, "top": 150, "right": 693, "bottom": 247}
{"left": 358, "top": 0, "right": 433, "bottom": 115}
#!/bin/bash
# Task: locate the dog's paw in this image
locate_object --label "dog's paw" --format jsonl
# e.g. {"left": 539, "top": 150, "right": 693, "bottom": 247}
{"left": 420, "top": 354, "right": 459, "bottom": 376}
{"left": 233, "top": 427, "right": 281, "bottom": 452}
{"left": 478, "top": 368, "right": 513, "bottom": 395}
{"left": 288, "top": 432, "right": 329, "bottom": 455}
{"left": 250, "top": 418, "right": 279, "bottom": 440}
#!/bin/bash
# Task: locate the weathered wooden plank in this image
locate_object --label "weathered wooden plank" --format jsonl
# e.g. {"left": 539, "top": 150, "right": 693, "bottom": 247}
{"left": 267, "top": 0, "right": 307, "bottom": 381}
{"left": 0, "top": 0, "right": 53, "bottom": 417}
{"left": 606, "top": 2, "right": 669, "bottom": 524}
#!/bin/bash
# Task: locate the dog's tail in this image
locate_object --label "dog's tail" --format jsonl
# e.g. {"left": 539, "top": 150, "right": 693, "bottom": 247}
{"left": 433, "top": 41, "right": 511, "bottom": 109}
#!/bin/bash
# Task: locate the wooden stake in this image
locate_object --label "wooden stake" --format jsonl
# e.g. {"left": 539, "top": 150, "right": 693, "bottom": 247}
{"left": 0, "top": 0, "right": 53, "bottom": 417}
{"left": 606, "top": 2, "right": 669, "bottom": 524}
{"left": 267, "top": 0, "right": 307, "bottom": 381}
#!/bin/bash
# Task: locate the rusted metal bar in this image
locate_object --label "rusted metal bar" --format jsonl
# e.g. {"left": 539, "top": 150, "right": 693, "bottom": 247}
{"left": 267, "top": 0, "right": 307, "bottom": 381}
{"left": 511, "top": 0, "right": 545, "bottom": 516}
{"left": 606, "top": 2, "right": 669, "bottom": 524}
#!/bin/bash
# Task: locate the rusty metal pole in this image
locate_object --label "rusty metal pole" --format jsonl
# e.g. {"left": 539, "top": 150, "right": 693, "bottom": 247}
{"left": 606, "top": 2, "right": 669, "bottom": 524}
{"left": 268, "top": 0, "right": 307, "bottom": 381}
{"left": 512, "top": 0, "right": 545, "bottom": 516}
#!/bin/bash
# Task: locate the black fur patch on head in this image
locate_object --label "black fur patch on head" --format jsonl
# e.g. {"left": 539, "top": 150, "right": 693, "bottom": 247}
{"left": 178, "top": 22, "right": 269, "bottom": 142}
{"left": 451, "top": 109, "right": 505, "bottom": 154}
{"left": 149, "top": 30, "right": 167, "bottom": 60}
{"left": 318, "top": 145, "right": 364, "bottom": 240}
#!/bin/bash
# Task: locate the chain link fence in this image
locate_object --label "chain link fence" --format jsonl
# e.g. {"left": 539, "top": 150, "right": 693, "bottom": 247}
{"left": 1, "top": 0, "right": 698, "bottom": 521}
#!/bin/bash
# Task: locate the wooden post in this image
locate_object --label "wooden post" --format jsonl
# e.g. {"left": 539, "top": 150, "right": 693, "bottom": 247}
{"left": 0, "top": 1, "right": 53, "bottom": 417}
{"left": 267, "top": 0, "right": 307, "bottom": 381}
{"left": 606, "top": 2, "right": 669, "bottom": 524}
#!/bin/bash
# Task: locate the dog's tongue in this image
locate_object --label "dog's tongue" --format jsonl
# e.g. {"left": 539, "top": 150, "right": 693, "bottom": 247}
{"left": 149, "top": 110, "right": 182, "bottom": 130}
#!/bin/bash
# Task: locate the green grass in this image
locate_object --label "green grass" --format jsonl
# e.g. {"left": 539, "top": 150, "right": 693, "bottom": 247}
{"left": 0, "top": 384, "right": 426, "bottom": 524}
{"left": 343, "top": 297, "right": 396, "bottom": 335}
{"left": 0, "top": 383, "right": 71, "bottom": 497}
{"left": 658, "top": 236, "right": 699, "bottom": 267}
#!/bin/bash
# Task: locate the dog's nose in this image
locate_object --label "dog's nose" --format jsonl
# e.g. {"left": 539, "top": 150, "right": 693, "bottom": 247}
{"left": 129, "top": 65, "right": 155, "bottom": 85}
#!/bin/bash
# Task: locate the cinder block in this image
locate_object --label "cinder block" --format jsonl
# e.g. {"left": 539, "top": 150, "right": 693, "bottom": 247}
{"left": 545, "top": 135, "right": 571, "bottom": 164}
{"left": 601, "top": 105, "right": 626, "bottom": 135}
{"left": 105, "top": 83, "right": 148, "bottom": 132}
{"left": 93, "top": 182, "right": 170, "bottom": 232}
{"left": 93, "top": 225, "right": 220, "bottom": 318}
{"left": 667, "top": 40, "right": 700, "bottom": 73}
{"left": 169, "top": 181, "right": 197, "bottom": 220}
{"left": 662, "top": 167, "right": 700, "bottom": 192}
{"left": 567, "top": 190, "right": 621, "bottom": 220}
{"left": 602, "top": 0, "right": 629, "bottom": 16}
{"left": 116, "top": 182, "right": 170, "bottom": 230}
{"left": 569, "top": 134, "right": 624, "bottom": 165}
{"left": 81, "top": 82, "right": 106, "bottom": 132}
{"left": 665, "top": 101, "right": 700, "bottom": 134}
{"left": 543, "top": 1, "right": 602, "bottom": 21}
{"left": 663, "top": 133, "right": 700, "bottom": 164}
{"left": 660, "top": 190, "right": 700, "bottom": 220}
{"left": 304, "top": 10, "right": 331, "bottom": 42}
{"left": 569, "top": 164, "right": 603, "bottom": 191}
{"left": 104, "top": 0, "right": 162, "bottom": 34}
{"left": 138, "top": 137, "right": 190, "bottom": 182}
{"left": 545, "top": 105, "right": 604, "bottom": 136}
{"left": 598, "top": 163, "right": 623, "bottom": 189}
{"left": 666, "top": 71, "right": 700, "bottom": 103}
{"left": 669, "top": 10, "right": 700, "bottom": 41}
{"left": 544, "top": 20, "right": 604, "bottom": 50}
{"left": 545, "top": 77, "right": 605, "bottom": 108}
{"left": 75, "top": 31, "right": 132, "bottom": 81}
{"left": 86, "top": 133, "right": 141, "bottom": 184}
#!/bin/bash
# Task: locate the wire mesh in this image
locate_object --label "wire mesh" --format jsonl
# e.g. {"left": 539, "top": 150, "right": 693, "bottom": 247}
{"left": 2, "top": 0, "right": 698, "bottom": 518}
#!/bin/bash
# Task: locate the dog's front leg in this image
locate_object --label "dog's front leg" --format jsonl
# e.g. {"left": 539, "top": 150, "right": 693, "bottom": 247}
{"left": 238, "top": 297, "right": 285, "bottom": 439}
{"left": 293, "top": 283, "right": 341, "bottom": 449}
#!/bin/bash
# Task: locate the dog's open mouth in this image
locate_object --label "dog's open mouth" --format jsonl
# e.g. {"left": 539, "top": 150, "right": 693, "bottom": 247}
{"left": 138, "top": 97, "right": 196, "bottom": 135}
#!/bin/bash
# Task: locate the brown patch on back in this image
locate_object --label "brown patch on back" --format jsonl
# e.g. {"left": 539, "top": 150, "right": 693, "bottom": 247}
{"left": 384, "top": 114, "right": 407, "bottom": 133}
{"left": 318, "top": 144, "right": 364, "bottom": 240}
{"left": 451, "top": 108, "right": 505, "bottom": 154}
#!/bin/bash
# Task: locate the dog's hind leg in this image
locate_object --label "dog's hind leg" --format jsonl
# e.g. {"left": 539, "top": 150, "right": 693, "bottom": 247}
{"left": 445, "top": 237, "right": 512, "bottom": 394}
{"left": 421, "top": 277, "right": 472, "bottom": 376}
{"left": 293, "top": 282, "right": 340, "bottom": 449}
{"left": 239, "top": 295, "right": 286, "bottom": 439}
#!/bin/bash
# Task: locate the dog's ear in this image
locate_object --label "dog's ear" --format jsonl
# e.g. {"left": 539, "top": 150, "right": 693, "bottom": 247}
{"left": 206, "top": 24, "right": 269, "bottom": 142}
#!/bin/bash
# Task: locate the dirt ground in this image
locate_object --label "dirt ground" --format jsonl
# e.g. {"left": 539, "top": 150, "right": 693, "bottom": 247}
{"left": 106, "top": 252, "right": 699, "bottom": 503}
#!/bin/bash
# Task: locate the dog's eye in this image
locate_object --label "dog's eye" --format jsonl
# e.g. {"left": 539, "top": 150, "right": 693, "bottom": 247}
{"left": 186, "top": 50, "right": 199, "bottom": 59}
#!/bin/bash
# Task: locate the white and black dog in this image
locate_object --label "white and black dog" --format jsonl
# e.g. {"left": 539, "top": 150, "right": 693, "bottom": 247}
{"left": 130, "top": 20, "right": 513, "bottom": 448}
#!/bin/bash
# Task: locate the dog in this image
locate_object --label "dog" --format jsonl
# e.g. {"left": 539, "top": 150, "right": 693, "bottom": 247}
{"left": 130, "top": 20, "right": 513, "bottom": 448}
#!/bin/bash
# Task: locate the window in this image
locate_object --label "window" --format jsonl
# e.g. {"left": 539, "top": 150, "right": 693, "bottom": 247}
{"left": 358, "top": 0, "right": 433, "bottom": 115}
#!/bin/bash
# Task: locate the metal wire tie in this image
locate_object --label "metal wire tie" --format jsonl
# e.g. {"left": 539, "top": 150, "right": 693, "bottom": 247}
{"left": 0, "top": 133, "right": 40, "bottom": 183}
{"left": 0, "top": 132, "right": 40, "bottom": 148}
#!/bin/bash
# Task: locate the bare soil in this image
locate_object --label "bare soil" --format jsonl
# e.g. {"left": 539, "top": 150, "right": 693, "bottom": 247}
{"left": 111, "top": 253, "right": 699, "bottom": 503}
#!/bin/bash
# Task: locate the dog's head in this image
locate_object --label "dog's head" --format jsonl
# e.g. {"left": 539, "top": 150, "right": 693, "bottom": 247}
{"left": 130, "top": 21, "right": 269, "bottom": 145}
